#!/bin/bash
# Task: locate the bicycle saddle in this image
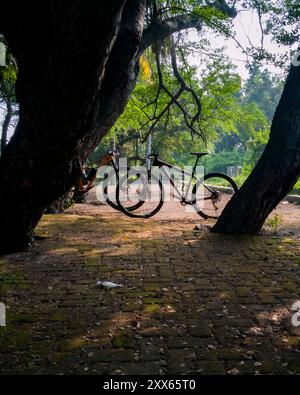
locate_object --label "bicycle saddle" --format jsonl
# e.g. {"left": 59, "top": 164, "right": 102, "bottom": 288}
{"left": 190, "top": 152, "right": 209, "bottom": 157}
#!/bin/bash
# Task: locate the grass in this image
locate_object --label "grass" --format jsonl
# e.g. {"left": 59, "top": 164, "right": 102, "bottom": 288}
{"left": 266, "top": 214, "right": 283, "bottom": 232}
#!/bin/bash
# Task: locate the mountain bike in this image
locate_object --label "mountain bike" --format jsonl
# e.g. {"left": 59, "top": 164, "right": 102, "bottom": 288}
{"left": 76, "top": 150, "right": 147, "bottom": 212}
{"left": 116, "top": 152, "right": 238, "bottom": 219}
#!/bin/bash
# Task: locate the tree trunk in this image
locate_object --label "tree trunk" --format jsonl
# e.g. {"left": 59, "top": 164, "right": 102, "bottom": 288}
{"left": 213, "top": 62, "right": 300, "bottom": 235}
{"left": 1, "top": 100, "right": 12, "bottom": 155}
{"left": 0, "top": 1, "right": 128, "bottom": 253}
{"left": 45, "top": 193, "right": 72, "bottom": 214}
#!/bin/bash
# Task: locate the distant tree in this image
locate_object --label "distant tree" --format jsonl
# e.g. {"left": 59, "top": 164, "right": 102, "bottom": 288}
{"left": 243, "top": 65, "right": 283, "bottom": 121}
{"left": 0, "top": 38, "right": 17, "bottom": 155}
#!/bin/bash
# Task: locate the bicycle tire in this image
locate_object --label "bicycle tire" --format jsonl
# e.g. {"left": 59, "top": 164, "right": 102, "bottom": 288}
{"left": 116, "top": 173, "right": 164, "bottom": 218}
{"left": 192, "top": 173, "right": 238, "bottom": 219}
{"left": 101, "top": 167, "right": 146, "bottom": 212}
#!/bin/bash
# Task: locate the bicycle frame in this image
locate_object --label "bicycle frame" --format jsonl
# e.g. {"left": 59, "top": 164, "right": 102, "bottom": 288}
{"left": 153, "top": 155, "right": 203, "bottom": 205}
{"left": 79, "top": 151, "right": 118, "bottom": 194}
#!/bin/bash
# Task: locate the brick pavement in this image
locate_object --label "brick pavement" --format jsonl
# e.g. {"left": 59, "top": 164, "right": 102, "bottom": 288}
{"left": 0, "top": 200, "right": 300, "bottom": 375}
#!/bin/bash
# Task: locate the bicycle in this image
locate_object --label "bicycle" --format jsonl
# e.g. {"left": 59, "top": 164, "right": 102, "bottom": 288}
{"left": 116, "top": 152, "right": 238, "bottom": 219}
{"left": 75, "top": 150, "right": 147, "bottom": 212}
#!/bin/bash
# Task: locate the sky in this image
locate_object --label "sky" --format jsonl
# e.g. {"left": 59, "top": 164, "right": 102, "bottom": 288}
{"left": 190, "top": 8, "right": 295, "bottom": 80}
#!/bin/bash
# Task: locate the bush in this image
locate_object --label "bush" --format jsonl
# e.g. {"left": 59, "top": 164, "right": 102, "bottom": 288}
{"left": 292, "top": 179, "right": 300, "bottom": 195}
{"left": 233, "top": 165, "right": 252, "bottom": 187}
{"left": 202, "top": 150, "right": 244, "bottom": 174}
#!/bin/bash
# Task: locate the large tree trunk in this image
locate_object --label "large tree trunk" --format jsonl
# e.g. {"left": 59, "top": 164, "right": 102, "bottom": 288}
{"left": 213, "top": 61, "right": 300, "bottom": 235}
{"left": 0, "top": 1, "right": 130, "bottom": 253}
{"left": 1, "top": 100, "right": 12, "bottom": 155}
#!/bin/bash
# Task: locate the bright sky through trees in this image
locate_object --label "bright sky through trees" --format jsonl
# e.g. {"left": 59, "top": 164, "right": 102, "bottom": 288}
{"left": 190, "top": 7, "right": 297, "bottom": 79}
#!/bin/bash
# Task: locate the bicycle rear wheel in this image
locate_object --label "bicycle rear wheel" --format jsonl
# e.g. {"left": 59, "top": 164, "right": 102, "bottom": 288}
{"left": 192, "top": 173, "right": 238, "bottom": 219}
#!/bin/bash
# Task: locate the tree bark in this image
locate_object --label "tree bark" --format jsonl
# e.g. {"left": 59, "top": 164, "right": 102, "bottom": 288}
{"left": 1, "top": 100, "right": 12, "bottom": 155}
{"left": 0, "top": 1, "right": 127, "bottom": 253}
{"left": 78, "top": 0, "right": 147, "bottom": 159}
{"left": 213, "top": 61, "right": 300, "bottom": 235}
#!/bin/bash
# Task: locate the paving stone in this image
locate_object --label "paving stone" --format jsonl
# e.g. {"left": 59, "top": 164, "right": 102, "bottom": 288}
{"left": 1, "top": 200, "right": 300, "bottom": 375}
{"left": 236, "top": 287, "right": 252, "bottom": 297}
{"left": 196, "top": 360, "right": 226, "bottom": 375}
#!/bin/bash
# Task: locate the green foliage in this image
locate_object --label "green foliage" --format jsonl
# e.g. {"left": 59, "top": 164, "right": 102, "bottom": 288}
{"left": 107, "top": 42, "right": 245, "bottom": 163}
{"left": 202, "top": 149, "right": 244, "bottom": 174}
{"left": 0, "top": 38, "right": 18, "bottom": 150}
{"left": 0, "top": 65, "right": 17, "bottom": 101}
{"left": 244, "top": 127, "right": 270, "bottom": 167}
{"left": 0, "top": 37, "right": 17, "bottom": 103}
{"left": 243, "top": 66, "right": 283, "bottom": 121}
{"left": 292, "top": 179, "right": 300, "bottom": 195}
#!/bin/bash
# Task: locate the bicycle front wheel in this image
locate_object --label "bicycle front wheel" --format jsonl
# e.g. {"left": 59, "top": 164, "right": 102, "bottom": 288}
{"left": 116, "top": 173, "right": 164, "bottom": 218}
{"left": 192, "top": 173, "right": 238, "bottom": 219}
{"left": 98, "top": 167, "right": 146, "bottom": 212}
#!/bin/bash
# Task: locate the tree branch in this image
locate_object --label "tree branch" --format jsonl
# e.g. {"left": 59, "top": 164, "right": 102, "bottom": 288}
{"left": 139, "top": 0, "right": 237, "bottom": 54}
{"left": 139, "top": 14, "right": 203, "bottom": 55}
{"left": 141, "top": 40, "right": 205, "bottom": 143}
